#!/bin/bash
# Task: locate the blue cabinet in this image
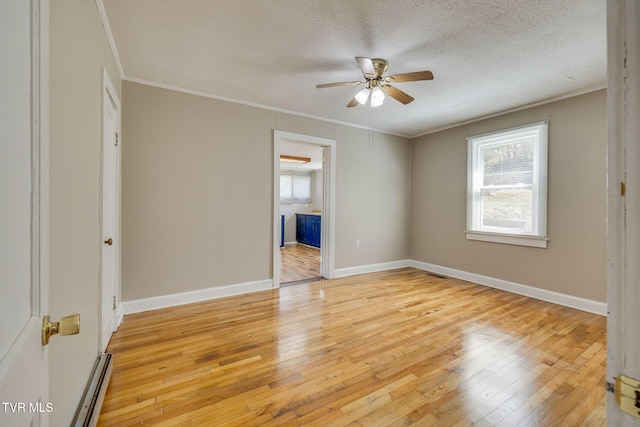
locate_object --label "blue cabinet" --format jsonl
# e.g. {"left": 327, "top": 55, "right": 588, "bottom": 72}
{"left": 280, "top": 215, "right": 285, "bottom": 248}
{"left": 305, "top": 215, "right": 321, "bottom": 247}
{"left": 296, "top": 215, "right": 305, "bottom": 243}
{"left": 296, "top": 214, "right": 321, "bottom": 248}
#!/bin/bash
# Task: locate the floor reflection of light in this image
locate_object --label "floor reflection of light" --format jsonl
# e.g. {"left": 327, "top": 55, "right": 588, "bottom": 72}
{"left": 277, "top": 328, "right": 309, "bottom": 361}
{"left": 276, "top": 284, "right": 326, "bottom": 362}
{"left": 457, "top": 325, "right": 534, "bottom": 421}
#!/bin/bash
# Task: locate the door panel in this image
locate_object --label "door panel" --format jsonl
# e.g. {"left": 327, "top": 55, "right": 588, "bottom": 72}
{"left": 0, "top": 0, "right": 49, "bottom": 425}
{"left": 100, "top": 76, "right": 119, "bottom": 352}
{"left": 305, "top": 217, "right": 315, "bottom": 246}
{"left": 296, "top": 214, "right": 305, "bottom": 243}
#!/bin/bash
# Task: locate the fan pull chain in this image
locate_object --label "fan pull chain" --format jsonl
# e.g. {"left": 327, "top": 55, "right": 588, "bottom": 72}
{"left": 369, "top": 105, "right": 375, "bottom": 150}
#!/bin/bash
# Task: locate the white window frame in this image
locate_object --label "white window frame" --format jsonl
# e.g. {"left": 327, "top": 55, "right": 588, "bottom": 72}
{"left": 466, "top": 121, "right": 548, "bottom": 248}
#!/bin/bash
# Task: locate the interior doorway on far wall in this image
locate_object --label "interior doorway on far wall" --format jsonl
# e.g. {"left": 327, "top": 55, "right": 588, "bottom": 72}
{"left": 279, "top": 141, "right": 324, "bottom": 285}
{"left": 273, "top": 130, "right": 336, "bottom": 288}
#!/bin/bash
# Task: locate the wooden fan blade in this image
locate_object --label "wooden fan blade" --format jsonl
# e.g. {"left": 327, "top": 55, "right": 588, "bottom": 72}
{"left": 381, "top": 85, "right": 415, "bottom": 104}
{"left": 384, "top": 70, "right": 434, "bottom": 83}
{"left": 355, "top": 57, "right": 376, "bottom": 79}
{"left": 346, "top": 97, "right": 359, "bottom": 108}
{"left": 316, "top": 81, "right": 362, "bottom": 89}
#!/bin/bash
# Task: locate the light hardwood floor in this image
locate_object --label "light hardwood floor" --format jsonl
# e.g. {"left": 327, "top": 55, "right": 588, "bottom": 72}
{"left": 280, "top": 244, "right": 321, "bottom": 284}
{"left": 98, "top": 268, "right": 606, "bottom": 426}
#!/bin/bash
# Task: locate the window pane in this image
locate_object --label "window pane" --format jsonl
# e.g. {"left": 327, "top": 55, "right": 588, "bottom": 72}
{"left": 292, "top": 174, "right": 311, "bottom": 203}
{"left": 280, "top": 172, "right": 312, "bottom": 204}
{"left": 482, "top": 139, "right": 533, "bottom": 186}
{"left": 280, "top": 174, "right": 292, "bottom": 202}
{"left": 481, "top": 187, "right": 533, "bottom": 232}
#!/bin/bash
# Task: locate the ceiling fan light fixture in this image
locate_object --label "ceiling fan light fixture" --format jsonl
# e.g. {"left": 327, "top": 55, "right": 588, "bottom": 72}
{"left": 371, "top": 86, "right": 385, "bottom": 107}
{"left": 355, "top": 88, "right": 370, "bottom": 105}
{"left": 316, "top": 57, "right": 432, "bottom": 108}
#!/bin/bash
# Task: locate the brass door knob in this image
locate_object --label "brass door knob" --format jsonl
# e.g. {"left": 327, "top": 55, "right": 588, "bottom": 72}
{"left": 42, "top": 314, "right": 80, "bottom": 345}
{"left": 104, "top": 238, "right": 113, "bottom": 246}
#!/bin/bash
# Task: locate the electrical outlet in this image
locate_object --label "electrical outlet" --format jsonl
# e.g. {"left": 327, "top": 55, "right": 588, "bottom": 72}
{"left": 355, "top": 240, "right": 360, "bottom": 248}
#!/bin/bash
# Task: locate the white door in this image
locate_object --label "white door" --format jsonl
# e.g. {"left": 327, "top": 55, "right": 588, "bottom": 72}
{"left": 100, "top": 72, "right": 120, "bottom": 352}
{"left": 0, "top": 0, "right": 50, "bottom": 425}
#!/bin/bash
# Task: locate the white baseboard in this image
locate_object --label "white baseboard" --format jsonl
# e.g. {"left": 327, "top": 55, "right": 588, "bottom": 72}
{"left": 410, "top": 260, "right": 607, "bottom": 316}
{"left": 122, "top": 279, "right": 274, "bottom": 314}
{"left": 121, "top": 261, "right": 606, "bottom": 317}
{"left": 334, "top": 260, "right": 412, "bottom": 278}
{"left": 115, "top": 303, "right": 124, "bottom": 329}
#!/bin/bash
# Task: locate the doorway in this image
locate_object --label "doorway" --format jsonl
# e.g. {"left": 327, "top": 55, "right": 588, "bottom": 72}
{"left": 279, "top": 142, "right": 324, "bottom": 284}
{"left": 273, "top": 131, "right": 336, "bottom": 287}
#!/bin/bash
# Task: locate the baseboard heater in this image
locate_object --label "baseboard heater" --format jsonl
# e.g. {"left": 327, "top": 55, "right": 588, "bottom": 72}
{"left": 72, "top": 353, "right": 113, "bottom": 427}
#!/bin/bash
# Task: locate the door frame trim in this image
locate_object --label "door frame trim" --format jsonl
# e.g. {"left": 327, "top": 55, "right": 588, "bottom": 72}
{"left": 606, "top": 0, "right": 640, "bottom": 424}
{"left": 273, "top": 130, "right": 336, "bottom": 286}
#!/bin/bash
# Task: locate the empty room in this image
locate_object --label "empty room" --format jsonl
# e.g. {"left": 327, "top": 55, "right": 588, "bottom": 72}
{"left": 3, "top": 0, "right": 640, "bottom": 426}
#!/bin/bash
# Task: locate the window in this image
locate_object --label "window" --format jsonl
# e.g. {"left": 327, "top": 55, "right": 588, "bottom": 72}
{"left": 280, "top": 171, "right": 312, "bottom": 204}
{"left": 466, "top": 121, "right": 548, "bottom": 248}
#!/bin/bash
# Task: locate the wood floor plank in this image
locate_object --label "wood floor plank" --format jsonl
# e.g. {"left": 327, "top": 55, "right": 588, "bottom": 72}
{"left": 99, "top": 268, "right": 606, "bottom": 426}
{"left": 280, "top": 243, "right": 321, "bottom": 283}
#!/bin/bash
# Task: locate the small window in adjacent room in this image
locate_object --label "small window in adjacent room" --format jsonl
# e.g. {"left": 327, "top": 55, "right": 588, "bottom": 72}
{"left": 280, "top": 171, "right": 312, "bottom": 204}
{"left": 466, "top": 121, "right": 548, "bottom": 248}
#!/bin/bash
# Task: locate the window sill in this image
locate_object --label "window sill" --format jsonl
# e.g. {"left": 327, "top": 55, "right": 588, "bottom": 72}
{"left": 465, "top": 231, "right": 548, "bottom": 248}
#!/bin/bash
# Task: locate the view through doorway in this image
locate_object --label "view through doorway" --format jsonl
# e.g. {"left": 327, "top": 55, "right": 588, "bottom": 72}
{"left": 279, "top": 140, "right": 324, "bottom": 285}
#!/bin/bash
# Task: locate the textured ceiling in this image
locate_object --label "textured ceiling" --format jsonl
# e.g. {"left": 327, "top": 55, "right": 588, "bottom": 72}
{"left": 101, "top": 0, "right": 606, "bottom": 137}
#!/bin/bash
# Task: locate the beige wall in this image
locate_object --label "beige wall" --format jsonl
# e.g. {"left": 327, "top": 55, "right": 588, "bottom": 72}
{"left": 121, "top": 83, "right": 605, "bottom": 307}
{"left": 49, "top": 1, "right": 121, "bottom": 424}
{"left": 121, "top": 82, "right": 411, "bottom": 300}
{"left": 335, "top": 125, "right": 411, "bottom": 267}
{"left": 410, "top": 90, "right": 607, "bottom": 302}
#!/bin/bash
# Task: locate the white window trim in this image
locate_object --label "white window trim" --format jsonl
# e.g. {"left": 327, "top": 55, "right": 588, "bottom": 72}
{"left": 466, "top": 121, "right": 548, "bottom": 248}
{"left": 465, "top": 230, "right": 548, "bottom": 248}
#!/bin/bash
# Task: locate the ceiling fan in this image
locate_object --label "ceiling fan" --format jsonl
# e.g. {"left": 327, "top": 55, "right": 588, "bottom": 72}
{"left": 316, "top": 57, "right": 434, "bottom": 108}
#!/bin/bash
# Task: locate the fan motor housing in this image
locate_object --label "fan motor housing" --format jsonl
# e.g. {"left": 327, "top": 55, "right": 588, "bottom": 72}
{"left": 370, "top": 58, "right": 388, "bottom": 79}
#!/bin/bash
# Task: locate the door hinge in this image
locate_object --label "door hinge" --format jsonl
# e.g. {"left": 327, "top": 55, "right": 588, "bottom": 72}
{"left": 115, "top": 132, "right": 119, "bottom": 147}
{"left": 621, "top": 182, "right": 626, "bottom": 196}
{"left": 112, "top": 296, "right": 116, "bottom": 310}
{"left": 613, "top": 375, "right": 640, "bottom": 419}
